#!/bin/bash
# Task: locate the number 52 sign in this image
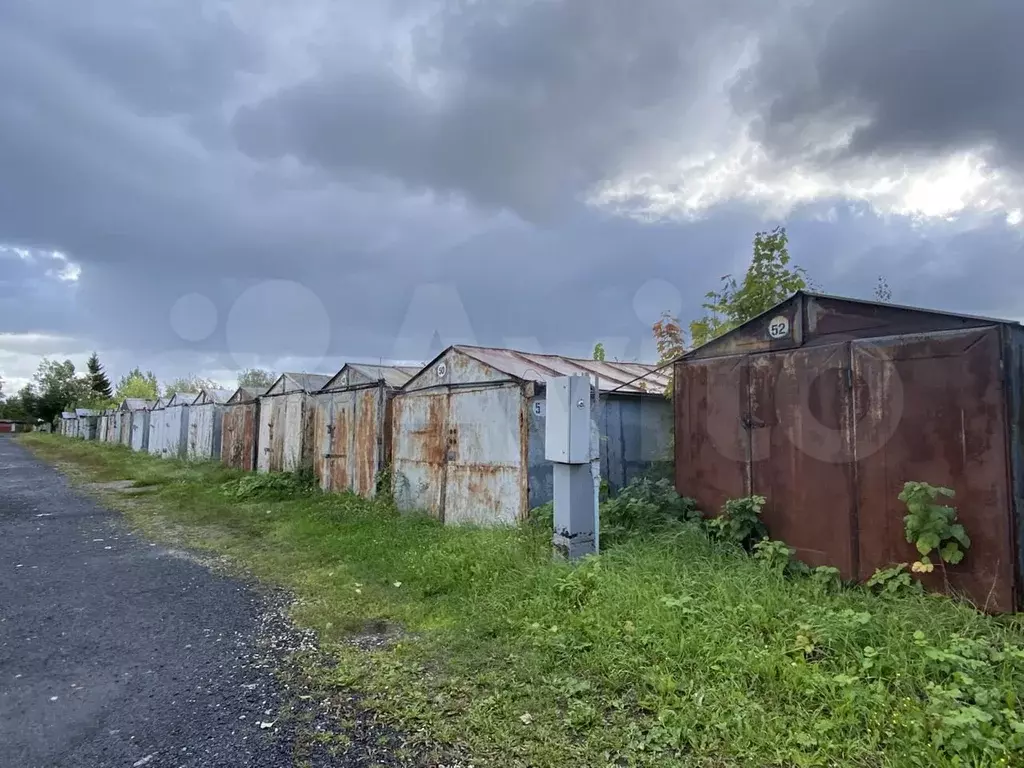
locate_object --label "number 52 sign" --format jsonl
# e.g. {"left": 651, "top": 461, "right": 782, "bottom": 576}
{"left": 767, "top": 316, "right": 790, "bottom": 340}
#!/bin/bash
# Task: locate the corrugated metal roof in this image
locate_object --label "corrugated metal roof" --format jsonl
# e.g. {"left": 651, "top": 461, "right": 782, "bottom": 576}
{"left": 451, "top": 345, "right": 668, "bottom": 394}
{"left": 61, "top": 411, "right": 76, "bottom": 419}
{"left": 151, "top": 398, "right": 168, "bottom": 409}
{"left": 166, "top": 393, "right": 195, "bottom": 406}
{"left": 227, "top": 386, "right": 262, "bottom": 404}
{"left": 279, "top": 372, "right": 332, "bottom": 393}
{"left": 349, "top": 364, "right": 421, "bottom": 388}
{"left": 320, "top": 363, "right": 422, "bottom": 391}
{"left": 196, "top": 388, "right": 233, "bottom": 404}
{"left": 800, "top": 290, "right": 1020, "bottom": 327}
{"left": 74, "top": 408, "right": 96, "bottom": 416}
{"left": 120, "top": 398, "right": 150, "bottom": 411}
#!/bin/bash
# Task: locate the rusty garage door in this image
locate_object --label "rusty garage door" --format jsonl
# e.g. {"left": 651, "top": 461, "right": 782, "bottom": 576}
{"left": 676, "top": 326, "right": 1016, "bottom": 610}
{"left": 677, "top": 344, "right": 857, "bottom": 576}
{"left": 675, "top": 354, "right": 750, "bottom": 515}
{"left": 392, "top": 392, "right": 448, "bottom": 515}
{"left": 223, "top": 403, "right": 258, "bottom": 471}
{"left": 853, "top": 327, "right": 1016, "bottom": 612}
{"left": 317, "top": 386, "right": 389, "bottom": 497}
{"left": 748, "top": 343, "right": 858, "bottom": 576}
{"left": 392, "top": 384, "right": 528, "bottom": 525}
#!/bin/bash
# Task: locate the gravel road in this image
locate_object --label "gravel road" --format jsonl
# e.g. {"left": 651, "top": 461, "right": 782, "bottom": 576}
{"left": 0, "top": 436, "right": 415, "bottom": 768}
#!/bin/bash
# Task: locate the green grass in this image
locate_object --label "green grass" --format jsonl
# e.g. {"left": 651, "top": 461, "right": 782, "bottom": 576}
{"left": 21, "top": 434, "right": 1024, "bottom": 768}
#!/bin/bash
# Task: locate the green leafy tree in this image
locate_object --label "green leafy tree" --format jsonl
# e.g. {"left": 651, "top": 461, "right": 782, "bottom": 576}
{"left": 690, "top": 227, "right": 810, "bottom": 348}
{"left": 23, "top": 359, "right": 91, "bottom": 424}
{"left": 86, "top": 352, "right": 113, "bottom": 399}
{"left": 237, "top": 368, "right": 276, "bottom": 390}
{"left": 115, "top": 368, "right": 160, "bottom": 400}
{"left": 164, "top": 373, "right": 222, "bottom": 398}
{"left": 0, "top": 382, "right": 34, "bottom": 421}
{"left": 592, "top": 343, "right": 606, "bottom": 361}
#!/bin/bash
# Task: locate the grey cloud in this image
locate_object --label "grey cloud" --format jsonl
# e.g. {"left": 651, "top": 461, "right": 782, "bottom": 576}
{"left": 736, "top": 0, "right": 1024, "bottom": 171}
{"left": 232, "top": 0, "right": 765, "bottom": 221}
{"left": 1, "top": 0, "right": 1023, "bottom": 384}
{"left": 0, "top": 1, "right": 258, "bottom": 116}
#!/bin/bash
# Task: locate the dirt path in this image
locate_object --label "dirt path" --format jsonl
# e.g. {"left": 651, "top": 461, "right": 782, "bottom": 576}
{"left": 0, "top": 436, "right": 361, "bottom": 767}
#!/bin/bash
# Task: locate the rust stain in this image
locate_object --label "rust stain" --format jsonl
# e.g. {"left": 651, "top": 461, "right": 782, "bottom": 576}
{"left": 354, "top": 388, "right": 377, "bottom": 496}
{"left": 222, "top": 403, "right": 258, "bottom": 471}
{"left": 423, "top": 395, "right": 448, "bottom": 466}
{"left": 301, "top": 394, "right": 317, "bottom": 474}
{"left": 329, "top": 395, "right": 351, "bottom": 493}
{"left": 268, "top": 398, "right": 286, "bottom": 472}
{"left": 311, "top": 399, "right": 328, "bottom": 488}
{"left": 382, "top": 394, "right": 395, "bottom": 469}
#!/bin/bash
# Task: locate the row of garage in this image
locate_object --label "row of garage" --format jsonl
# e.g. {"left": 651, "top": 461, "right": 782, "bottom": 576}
{"left": 53, "top": 290, "right": 1024, "bottom": 609}
{"left": 58, "top": 346, "right": 673, "bottom": 524}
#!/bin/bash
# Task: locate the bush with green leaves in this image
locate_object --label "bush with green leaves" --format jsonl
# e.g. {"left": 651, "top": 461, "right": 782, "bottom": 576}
{"left": 220, "top": 470, "right": 317, "bottom": 501}
{"left": 705, "top": 494, "right": 768, "bottom": 549}
{"left": 867, "top": 563, "right": 922, "bottom": 597}
{"left": 528, "top": 478, "right": 699, "bottom": 547}
{"left": 900, "top": 481, "right": 970, "bottom": 566}
{"left": 599, "top": 478, "right": 700, "bottom": 545}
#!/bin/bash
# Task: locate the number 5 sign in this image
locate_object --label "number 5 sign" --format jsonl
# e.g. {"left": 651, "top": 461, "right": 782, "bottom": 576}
{"left": 767, "top": 315, "right": 790, "bottom": 340}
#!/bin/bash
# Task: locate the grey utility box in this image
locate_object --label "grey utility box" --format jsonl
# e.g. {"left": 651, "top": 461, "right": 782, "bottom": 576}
{"left": 545, "top": 374, "right": 592, "bottom": 464}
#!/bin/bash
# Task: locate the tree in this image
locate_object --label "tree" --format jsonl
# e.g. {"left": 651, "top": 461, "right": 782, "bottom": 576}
{"left": 690, "top": 227, "right": 810, "bottom": 348}
{"left": 86, "top": 352, "right": 113, "bottom": 399}
{"left": 164, "top": 373, "right": 223, "bottom": 398}
{"left": 115, "top": 368, "right": 160, "bottom": 401}
{"left": 26, "top": 359, "right": 92, "bottom": 424}
{"left": 652, "top": 311, "right": 686, "bottom": 364}
{"left": 649, "top": 311, "right": 686, "bottom": 398}
{"left": 592, "top": 343, "right": 606, "bottom": 361}
{"left": 237, "top": 368, "right": 276, "bottom": 390}
{"left": 0, "top": 386, "right": 33, "bottom": 421}
{"left": 873, "top": 275, "right": 893, "bottom": 303}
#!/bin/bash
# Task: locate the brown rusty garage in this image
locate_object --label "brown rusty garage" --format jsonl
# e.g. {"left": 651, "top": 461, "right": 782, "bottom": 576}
{"left": 221, "top": 386, "right": 264, "bottom": 471}
{"left": 675, "top": 291, "right": 1024, "bottom": 612}
{"left": 312, "top": 363, "right": 420, "bottom": 497}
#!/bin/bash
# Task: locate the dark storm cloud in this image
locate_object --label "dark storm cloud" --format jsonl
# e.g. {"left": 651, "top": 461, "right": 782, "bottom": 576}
{"left": 0, "top": 249, "right": 80, "bottom": 335}
{"left": 232, "top": 0, "right": 766, "bottom": 221}
{"left": 0, "top": 0, "right": 259, "bottom": 116}
{"left": 1, "top": 0, "right": 1023, "bottom": 383}
{"left": 736, "top": 0, "right": 1024, "bottom": 170}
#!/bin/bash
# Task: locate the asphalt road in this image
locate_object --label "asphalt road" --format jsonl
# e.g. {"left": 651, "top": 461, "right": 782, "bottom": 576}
{"left": 0, "top": 436, "right": 357, "bottom": 768}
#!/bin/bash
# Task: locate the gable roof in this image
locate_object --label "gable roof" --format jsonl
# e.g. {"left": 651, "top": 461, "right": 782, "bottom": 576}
{"left": 61, "top": 411, "right": 76, "bottom": 419}
{"left": 226, "top": 386, "right": 264, "bottom": 404}
{"left": 319, "top": 363, "right": 422, "bottom": 392}
{"left": 151, "top": 398, "right": 168, "bottom": 409}
{"left": 263, "top": 372, "right": 333, "bottom": 396}
{"left": 165, "top": 392, "right": 196, "bottom": 407}
{"left": 119, "top": 398, "right": 150, "bottom": 411}
{"left": 74, "top": 408, "right": 96, "bottom": 417}
{"left": 193, "top": 388, "right": 233, "bottom": 405}
{"left": 402, "top": 345, "right": 667, "bottom": 395}
{"left": 682, "top": 289, "right": 1022, "bottom": 361}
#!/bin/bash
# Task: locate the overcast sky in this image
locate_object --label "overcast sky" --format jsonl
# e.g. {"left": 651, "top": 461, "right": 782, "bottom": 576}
{"left": 2, "top": 0, "right": 1022, "bottom": 393}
